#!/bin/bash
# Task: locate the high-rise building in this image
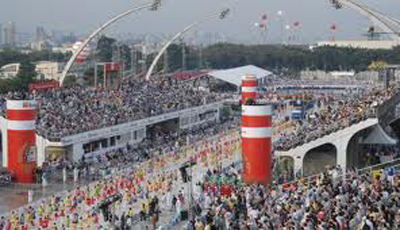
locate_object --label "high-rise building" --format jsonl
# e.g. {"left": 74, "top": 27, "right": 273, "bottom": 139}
{"left": 35, "top": 26, "right": 47, "bottom": 43}
{"left": 4, "top": 22, "right": 16, "bottom": 47}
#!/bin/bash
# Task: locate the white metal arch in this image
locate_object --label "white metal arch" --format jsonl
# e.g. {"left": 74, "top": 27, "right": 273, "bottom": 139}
{"left": 365, "top": 7, "right": 400, "bottom": 33}
{"left": 60, "top": 0, "right": 160, "bottom": 86}
{"left": 335, "top": 0, "right": 400, "bottom": 42}
{"left": 145, "top": 9, "right": 230, "bottom": 81}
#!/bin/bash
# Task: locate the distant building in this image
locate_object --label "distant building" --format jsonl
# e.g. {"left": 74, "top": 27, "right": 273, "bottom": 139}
{"left": 0, "top": 23, "right": 3, "bottom": 45}
{"left": 31, "top": 41, "right": 52, "bottom": 51}
{"left": 311, "top": 40, "right": 400, "bottom": 50}
{"left": 31, "top": 26, "right": 52, "bottom": 51}
{"left": 0, "top": 63, "right": 20, "bottom": 79}
{"left": 4, "top": 22, "right": 16, "bottom": 47}
{"left": 35, "top": 26, "right": 47, "bottom": 43}
{"left": 35, "top": 61, "right": 64, "bottom": 81}
{"left": 52, "top": 43, "right": 75, "bottom": 54}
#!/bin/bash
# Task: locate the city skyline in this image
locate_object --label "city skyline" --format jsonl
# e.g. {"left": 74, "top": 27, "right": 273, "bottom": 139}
{"left": 1, "top": 0, "right": 399, "bottom": 44}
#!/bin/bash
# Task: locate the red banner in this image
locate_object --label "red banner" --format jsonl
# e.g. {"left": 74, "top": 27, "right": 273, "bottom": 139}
{"left": 29, "top": 81, "right": 60, "bottom": 92}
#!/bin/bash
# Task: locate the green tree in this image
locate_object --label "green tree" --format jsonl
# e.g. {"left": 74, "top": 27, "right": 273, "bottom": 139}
{"left": 63, "top": 75, "right": 78, "bottom": 87}
{"left": 14, "top": 60, "right": 37, "bottom": 91}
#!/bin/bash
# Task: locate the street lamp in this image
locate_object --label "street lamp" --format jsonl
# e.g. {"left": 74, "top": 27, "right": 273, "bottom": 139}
{"left": 59, "top": 0, "right": 162, "bottom": 86}
{"left": 145, "top": 8, "right": 230, "bottom": 81}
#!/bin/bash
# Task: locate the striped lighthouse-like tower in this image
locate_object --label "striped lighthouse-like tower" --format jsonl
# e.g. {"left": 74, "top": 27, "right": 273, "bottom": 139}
{"left": 7, "top": 100, "right": 37, "bottom": 183}
{"left": 241, "top": 104, "right": 272, "bottom": 185}
{"left": 241, "top": 75, "right": 257, "bottom": 103}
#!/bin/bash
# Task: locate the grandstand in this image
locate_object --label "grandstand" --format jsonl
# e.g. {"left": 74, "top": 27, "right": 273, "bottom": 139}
{"left": 1, "top": 68, "right": 400, "bottom": 229}
{"left": 0, "top": 78, "right": 230, "bottom": 167}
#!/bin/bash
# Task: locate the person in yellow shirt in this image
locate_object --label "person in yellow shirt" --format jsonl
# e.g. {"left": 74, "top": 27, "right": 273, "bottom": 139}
{"left": 65, "top": 196, "right": 71, "bottom": 209}
{"left": 9, "top": 213, "right": 17, "bottom": 229}
{"left": 65, "top": 214, "right": 70, "bottom": 228}
{"left": 38, "top": 204, "right": 44, "bottom": 218}
{"left": 195, "top": 219, "right": 204, "bottom": 230}
{"left": 77, "top": 217, "right": 83, "bottom": 229}
{"left": 127, "top": 207, "right": 134, "bottom": 218}
{"left": 25, "top": 211, "right": 31, "bottom": 227}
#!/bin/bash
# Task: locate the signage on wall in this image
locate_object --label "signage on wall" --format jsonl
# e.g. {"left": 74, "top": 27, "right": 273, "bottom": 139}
{"left": 24, "top": 146, "right": 36, "bottom": 163}
{"left": 61, "top": 101, "right": 224, "bottom": 145}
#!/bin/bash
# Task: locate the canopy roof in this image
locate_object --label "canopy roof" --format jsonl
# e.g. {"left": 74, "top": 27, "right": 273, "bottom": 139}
{"left": 362, "top": 125, "right": 397, "bottom": 145}
{"left": 208, "top": 65, "right": 273, "bottom": 87}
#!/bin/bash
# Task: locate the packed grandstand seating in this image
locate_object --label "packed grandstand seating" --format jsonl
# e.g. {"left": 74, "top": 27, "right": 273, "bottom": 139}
{"left": 184, "top": 164, "right": 400, "bottom": 230}
{"left": 1, "top": 76, "right": 400, "bottom": 229}
{"left": 0, "top": 116, "right": 242, "bottom": 230}
{"left": 268, "top": 79, "right": 376, "bottom": 87}
{"left": 0, "top": 78, "right": 230, "bottom": 141}
{"left": 37, "top": 118, "right": 240, "bottom": 183}
{"left": 276, "top": 84, "right": 398, "bottom": 151}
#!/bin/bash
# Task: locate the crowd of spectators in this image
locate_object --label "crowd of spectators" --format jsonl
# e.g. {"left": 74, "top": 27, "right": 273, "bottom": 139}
{"left": 0, "top": 78, "right": 230, "bottom": 141}
{"left": 268, "top": 79, "right": 376, "bottom": 87}
{"left": 276, "top": 84, "right": 398, "bottom": 151}
{"left": 0, "top": 117, "right": 240, "bottom": 230}
{"left": 181, "top": 164, "right": 400, "bottom": 230}
{"left": 38, "top": 118, "right": 239, "bottom": 186}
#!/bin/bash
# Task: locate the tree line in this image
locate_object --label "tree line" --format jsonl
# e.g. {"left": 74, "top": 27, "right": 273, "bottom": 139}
{"left": 2, "top": 37, "right": 400, "bottom": 92}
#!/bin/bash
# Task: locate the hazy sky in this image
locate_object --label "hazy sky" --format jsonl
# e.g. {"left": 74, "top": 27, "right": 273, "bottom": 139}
{"left": 1, "top": 0, "right": 399, "bottom": 44}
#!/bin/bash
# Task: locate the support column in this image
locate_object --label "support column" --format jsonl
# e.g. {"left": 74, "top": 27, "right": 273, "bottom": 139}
{"left": 241, "top": 104, "right": 272, "bottom": 185}
{"left": 335, "top": 141, "right": 348, "bottom": 174}
{"left": 7, "top": 100, "right": 37, "bottom": 183}
{"left": 241, "top": 75, "right": 257, "bottom": 103}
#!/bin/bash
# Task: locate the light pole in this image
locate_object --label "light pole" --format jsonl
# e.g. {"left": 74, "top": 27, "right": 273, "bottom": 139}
{"left": 59, "top": 0, "right": 162, "bottom": 86}
{"left": 145, "top": 8, "right": 230, "bottom": 81}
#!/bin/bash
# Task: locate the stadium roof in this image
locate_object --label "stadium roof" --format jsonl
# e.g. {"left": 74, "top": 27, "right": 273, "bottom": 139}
{"left": 208, "top": 65, "right": 273, "bottom": 87}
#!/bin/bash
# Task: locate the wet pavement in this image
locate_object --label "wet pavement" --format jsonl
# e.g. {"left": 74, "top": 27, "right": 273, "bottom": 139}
{"left": 0, "top": 178, "right": 91, "bottom": 216}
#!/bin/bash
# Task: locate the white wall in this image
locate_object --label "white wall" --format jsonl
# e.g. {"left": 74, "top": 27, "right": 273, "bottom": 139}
{"left": 276, "top": 118, "right": 379, "bottom": 174}
{"left": 1, "top": 116, "right": 7, "bottom": 168}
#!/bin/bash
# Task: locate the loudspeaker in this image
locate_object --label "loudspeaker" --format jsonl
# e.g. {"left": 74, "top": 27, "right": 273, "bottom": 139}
{"left": 180, "top": 210, "right": 189, "bottom": 221}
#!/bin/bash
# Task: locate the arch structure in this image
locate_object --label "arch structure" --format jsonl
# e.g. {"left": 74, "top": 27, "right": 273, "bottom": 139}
{"left": 276, "top": 118, "right": 380, "bottom": 175}
{"left": 332, "top": 0, "right": 400, "bottom": 42}
{"left": 303, "top": 143, "right": 337, "bottom": 175}
{"left": 60, "top": 0, "right": 160, "bottom": 85}
{"left": 145, "top": 9, "right": 229, "bottom": 81}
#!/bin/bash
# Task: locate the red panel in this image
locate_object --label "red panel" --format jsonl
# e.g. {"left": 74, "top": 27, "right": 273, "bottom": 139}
{"left": 241, "top": 137, "right": 272, "bottom": 185}
{"left": 7, "top": 110, "right": 36, "bottom": 121}
{"left": 29, "top": 81, "right": 59, "bottom": 92}
{"left": 241, "top": 92, "right": 257, "bottom": 102}
{"left": 242, "top": 116, "right": 272, "bottom": 127}
{"left": 7, "top": 130, "right": 36, "bottom": 183}
{"left": 105, "top": 63, "right": 120, "bottom": 71}
{"left": 242, "top": 80, "right": 257, "bottom": 87}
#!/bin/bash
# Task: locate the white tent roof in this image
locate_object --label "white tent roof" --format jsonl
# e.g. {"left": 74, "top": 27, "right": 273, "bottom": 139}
{"left": 208, "top": 65, "right": 273, "bottom": 87}
{"left": 362, "top": 125, "right": 397, "bottom": 145}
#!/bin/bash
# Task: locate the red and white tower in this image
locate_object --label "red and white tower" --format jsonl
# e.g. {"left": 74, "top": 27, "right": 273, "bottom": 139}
{"left": 241, "top": 104, "right": 272, "bottom": 185}
{"left": 7, "top": 100, "right": 37, "bottom": 183}
{"left": 241, "top": 75, "right": 257, "bottom": 103}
